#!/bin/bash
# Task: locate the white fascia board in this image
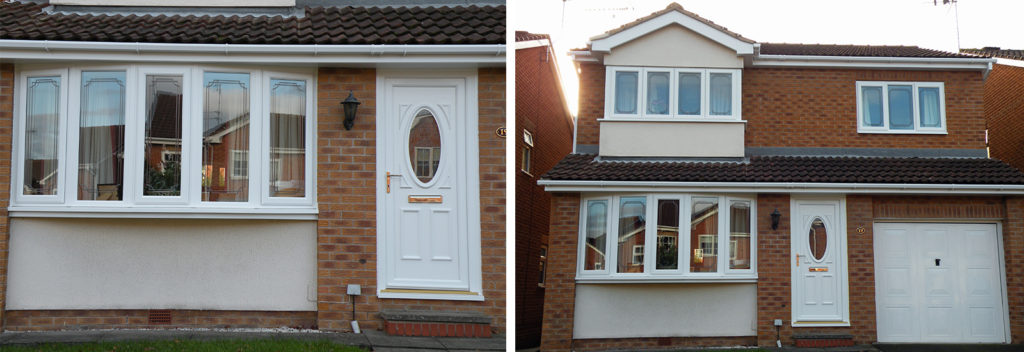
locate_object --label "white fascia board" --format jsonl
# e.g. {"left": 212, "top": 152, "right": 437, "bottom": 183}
{"left": 0, "top": 40, "right": 506, "bottom": 64}
{"left": 515, "top": 39, "right": 551, "bottom": 50}
{"left": 589, "top": 11, "right": 753, "bottom": 55}
{"left": 995, "top": 57, "right": 1024, "bottom": 69}
{"left": 752, "top": 54, "right": 993, "bottom": 71}
{"left": 537, "top": 180, "right": 1024, "bottom": 195}
{"left": 571, "top": 50, "right": 598, "bottom": 62}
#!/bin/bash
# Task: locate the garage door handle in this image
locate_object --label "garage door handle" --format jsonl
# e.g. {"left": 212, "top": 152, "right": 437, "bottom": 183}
{"left": 935, "top": 258, "right": 940, "bottom": 266}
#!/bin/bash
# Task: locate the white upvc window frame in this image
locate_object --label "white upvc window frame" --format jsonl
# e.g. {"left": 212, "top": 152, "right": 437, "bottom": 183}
{"left": 605, "top": 66, "right": 742, "bottom": 120}
{"left": 10, "top": 64, "right": 317, "bottom": 218}
{"left": 14, "top": 68, "right": 69, "bottom": 206}
{"left": 577, "top": 193, "right": 757, "bottom": 282}
{"left": 856, "top": 81, "right": 947, "bottom": 134}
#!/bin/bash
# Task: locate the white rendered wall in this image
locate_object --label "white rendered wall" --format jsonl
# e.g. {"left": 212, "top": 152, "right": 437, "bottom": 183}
{"left": 599, "top": 120, "right": 745, "bottom": 157}
{"left": 51, "top": 0, "right": 294, "bottom": 6}
{"left": 603, "top": 25, "right": 744, "bottom": 68}
{"left": 6, "top": 218, "right": 317, "bottom": 311}
{"left": 573, "top": 283, "right": 757, "bottom": 339}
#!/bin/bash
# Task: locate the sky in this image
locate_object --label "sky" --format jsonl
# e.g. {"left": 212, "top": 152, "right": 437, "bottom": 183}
{"left": 513, "top": 0, "right": 1024, "bottom": 115}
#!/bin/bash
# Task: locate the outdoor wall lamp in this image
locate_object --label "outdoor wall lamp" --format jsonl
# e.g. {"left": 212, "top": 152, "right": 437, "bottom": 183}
{"left": 341, "top": 90, "right": 361, "bottom": 130}
{"left": 770, "top": 208, "right": 782, "bottom": 230}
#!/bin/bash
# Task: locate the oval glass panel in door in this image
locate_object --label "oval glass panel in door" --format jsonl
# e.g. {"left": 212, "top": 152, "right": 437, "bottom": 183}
{"left": 809, "top": 217, "right": 827, "bottom": 261}
{"left": 409, "top": 109, "right": 442, "bottom": 183}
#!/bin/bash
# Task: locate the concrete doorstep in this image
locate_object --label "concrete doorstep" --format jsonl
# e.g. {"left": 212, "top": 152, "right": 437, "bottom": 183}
{"left": 0, "top": 329, "right": 506, "bottom": 351}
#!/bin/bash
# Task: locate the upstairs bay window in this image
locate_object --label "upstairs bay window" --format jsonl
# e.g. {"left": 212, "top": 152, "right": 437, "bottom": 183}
{"left": 14, "top": 65, "right": 315, "bottom": 213}
{"left": 857, "top": 81, "right": 946, "bottom": 134}
{"left": 578, "top": 194, "right": 756, "bottom": 281}
{"left": 606, "top": 66, "right": 741, "bottom": 120}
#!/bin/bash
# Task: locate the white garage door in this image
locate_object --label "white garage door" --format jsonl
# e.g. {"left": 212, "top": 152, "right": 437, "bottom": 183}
{"left": 874, "top": 223, "right": 1007, "bottom": 343}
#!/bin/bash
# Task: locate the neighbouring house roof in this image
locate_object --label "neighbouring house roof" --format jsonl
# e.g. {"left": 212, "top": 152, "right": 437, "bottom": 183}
{"left": 543, "top": 154, "right": 1024, "bottom": 185}
{"left": 515, "top": 31, "right": 549, "bottom": 42}
{"left": 961, "top": 47, "right": 1024, "bottom": 61}
{"left": 760, "top": 43, "right": 978, "bottom": 58}
{"left": 590, "top": 2, "right": 754, "bottom": 44}
{"left": 0, "top": 1, "right": 505, "bottom": 45}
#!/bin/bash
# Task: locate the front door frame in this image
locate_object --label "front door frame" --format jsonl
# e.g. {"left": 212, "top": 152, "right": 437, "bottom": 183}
{"left": 374, "top": 68, "right": 483, "bottom": 301}
{"left": 790, "top": 195, "right": 850, "bottom": 327}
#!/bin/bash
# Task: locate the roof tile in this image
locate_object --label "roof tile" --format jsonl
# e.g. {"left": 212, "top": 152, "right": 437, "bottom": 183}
{"left": 759, "top": 43, "right": 975, "bottom": 58}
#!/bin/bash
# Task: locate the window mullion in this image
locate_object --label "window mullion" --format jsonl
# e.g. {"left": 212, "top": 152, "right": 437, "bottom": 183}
{"left": 643, "top": 194, "right": 655, "bottom": 274}
{"left": 122, "top": 66, "right": 139, "bottom": 206}
{"left": 189, "top": 65, "right": 203, "bottom": 206}
{"left": 881, "top": 83, "right": 890, "bottom": 130}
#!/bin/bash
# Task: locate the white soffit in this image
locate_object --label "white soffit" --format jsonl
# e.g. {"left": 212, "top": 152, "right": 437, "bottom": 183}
{"left": 589, "top": 10, "right": 754, "bottom": 56}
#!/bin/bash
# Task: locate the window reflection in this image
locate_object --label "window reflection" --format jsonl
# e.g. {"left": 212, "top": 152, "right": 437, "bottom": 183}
{"left": 729, "top": 201, "right": 751, "bottom": 269}
{"left": 584, "top": 200, "right": 608, "bottom": 271}
{"left": 617, "top": 197, "right": 646, "bottom": 273}
{"left": 143, "top": 75, "right": 183, "bottom": 196}
{"left": 656, "top": 199, "right": 680, "bottom": 270}
{"left": 408, "top": 109, "right": 442, "bottom": 183}
{"left": 78, "top": 71, "right": 126, "bottom": 201}
{"left": 24, "top": 76, "right": 61, "bottom": 196}
{"left": 809, "top": 217, "right": 827, "bottom": 260}
{"left": 269, "top": 79, "right": 306, "bottom": 198}
{"left": 690, "top": 197, "right": 719, "bottom": 272}
{"left": 202, "top": 72, "right": 250, "bottom": 202}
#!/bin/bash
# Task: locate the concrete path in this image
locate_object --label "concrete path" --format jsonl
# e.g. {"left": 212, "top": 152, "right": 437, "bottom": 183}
{"left": 0, "top": 329, "right": 506, "bottom": 351}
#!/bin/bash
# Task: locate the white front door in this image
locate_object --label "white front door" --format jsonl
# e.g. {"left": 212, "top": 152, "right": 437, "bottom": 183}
{"left": 874, "top": 223, "right": 1007, "bottom": 343}
{"left": 378, "top": 75, "right": 477, "bottom": 294}
{"left": 791, "top": 198, "right": 849, "bottom": 326}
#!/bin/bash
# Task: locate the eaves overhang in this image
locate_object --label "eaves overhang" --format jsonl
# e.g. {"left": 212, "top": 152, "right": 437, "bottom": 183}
{"left": 587, "top": 9, "right": 755, "bottom": 56}
{"left": 537, "top": 180, "right": 1024, "bottom": 195}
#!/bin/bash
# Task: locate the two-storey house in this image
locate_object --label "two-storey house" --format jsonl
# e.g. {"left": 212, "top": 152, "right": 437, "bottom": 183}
{"left": 0, "top": 0, "right": 505, "bottom": 336}
{"left": 539, "top": 4, "right": 1024, "bottom": 350}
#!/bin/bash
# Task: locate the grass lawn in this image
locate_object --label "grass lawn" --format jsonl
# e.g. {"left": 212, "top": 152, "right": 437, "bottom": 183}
{"left": 0, "top": 338, "right": 368, "bottom": 352}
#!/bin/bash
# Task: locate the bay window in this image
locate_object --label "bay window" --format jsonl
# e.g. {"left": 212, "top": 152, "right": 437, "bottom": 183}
{"left": 578, "top": 194, "right": 756, "bottom": 281}
{"left": 606, "top": 66, "right": 741, "bottom": 119}
{"left": 856, "top": 81, "right": 946, "bottom": 134}
{"left": 13, "top": 65, "right": 315, "bottom": 215}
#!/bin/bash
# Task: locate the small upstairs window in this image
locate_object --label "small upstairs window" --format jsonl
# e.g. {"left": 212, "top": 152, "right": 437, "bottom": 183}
{"left": 857, "top": 81, "right": 946, "bottom": 134}
{"left": 606, "top": 66, "right": 741, "bottom": 120}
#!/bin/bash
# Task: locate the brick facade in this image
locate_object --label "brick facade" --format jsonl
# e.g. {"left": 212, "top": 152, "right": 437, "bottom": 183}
{"left": 315, "top": 67, "right": 506, "bottom": 334}
{"left": 983, "top": 63, "right": 1024, "bottom": 172}
{"left": 574, "top": 64, "right": 987, "bottom": 150}
{"left": 515, "top": 44, "right": 575, "bottom": 348}
{"left": 4, "top": 310, "right": 316, "bottom": 331}
{"left": 0, "top": 63, "right": 12, "bottom": 330}
{"left": 539, "top": 193, "right": 581, "bottom": 352}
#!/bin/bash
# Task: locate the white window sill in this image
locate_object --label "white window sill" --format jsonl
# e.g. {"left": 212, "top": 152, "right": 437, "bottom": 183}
{"left": 575, "top": 275, "right": 757, "bottom": 284}
{"left": 857, "top": 129, "right": 947, "bottom": 135}
{"left": 377, "top": 290, "right": 485, "bottom": 302}
{"left": 8, "top": 205, "right": 319, "bottom": 220}
{"left": 791, "top": 321, "right": 851, "bottom": 327}
{"left": 600, "top": 118, "right": 746, "bottom": 124}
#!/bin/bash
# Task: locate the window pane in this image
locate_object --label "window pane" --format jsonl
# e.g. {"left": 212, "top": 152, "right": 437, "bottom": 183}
{"left": 143, "top": 75, "right": 183, "bottom": 197}
{"left": 919, "top": 87, "right": 941, "bottom": 128}
{"left": 23, "top": 76, "right": 61, "bottom": 196}
{"left": 584, "top": 200, "right": 608, "bottom": 271}
{"left": 202, "top": 72, "right": 250, "bottom": 202}
{"left": 809, "top": 218, "right": 828, "bottom": 260}
{"left": 614, "top": 71, "right": 638, "bottom": 114}
{"left": 690, "top": 197, "right": 719, "bottom": 272}
{"left": 269, "top": 79, "right": 306, "bottom": 198}
{"left": 646, "top": 72, "right": 669, "bottom": 115}
{"left": 656, "top": 199, "right": 680, "bottom": 270}
{"left": 709, "top": 73, "right": 732, "bottom": 116}
{"left": 888, "top": 85, "right": 913, "bottom": 130}
{"left": 409, "top": 109, "right": 442, "bottom": 183}
{"left": 861, "top": 86, "right": 883, "bottom": 127}
{"left": 729, "top": 201, "right": 751, "bottom": 270}
{"left": 618, "top": 197, "right": 646, "bottom": 273}
{"left": 678, "top": 72, "right": 700, "bottom": 115}
{"left": 78, "top": 71, "right": 126, "bottom": 201}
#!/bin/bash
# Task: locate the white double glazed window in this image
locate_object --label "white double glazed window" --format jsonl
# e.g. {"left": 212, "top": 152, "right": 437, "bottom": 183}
{"left": 606, "top": 66, "right": 742, "bottom": 119}
{"left": 856, "top": 81, "right": 946, "bottom": 134}
{"left": 13, "top": 65, "right": 315, "bottom": 213}
{"left": 578, "top": 194, "right": 756, "bottom": 280}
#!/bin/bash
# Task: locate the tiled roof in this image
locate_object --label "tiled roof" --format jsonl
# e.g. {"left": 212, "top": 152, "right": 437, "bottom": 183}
{"left": 591, "top": 2, "right": 755, "bottom": 44}
{"left": 961, "top": 47, "right": 1024, "bottom": 61}
{"left": 543, "top": 154, "right": 1024, "bottom": 184}
{"left": 0, "top": 1, "right": 505, "bottom": 45}
{"left": 515, "top": 31, "right": 549, "bottom": 42}
{"left": 760, "top": 43, "right": 975, "bottom": 58}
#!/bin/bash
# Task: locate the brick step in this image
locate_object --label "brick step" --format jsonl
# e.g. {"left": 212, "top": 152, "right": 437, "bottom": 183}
{"left": 793, "top": 334, "right": 855, "bottom": 348}
{"left": 380, "top": 310, "right": 491, "bottom": 338}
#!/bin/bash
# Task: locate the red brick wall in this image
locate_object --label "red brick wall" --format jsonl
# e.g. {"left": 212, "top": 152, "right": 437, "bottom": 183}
{"left": 540, "top": 193, "right": 581, "bottom": 352}
{"left": 574, "top": 64, "right": 987, "bottom": 150}
{"left": 1004, "top": 196, "right": 1024, "bottom": 343}
{"left": 315, "top": 67, "right": 506, "bottom": 334}
{"left": 515, "top": 45, "right": 575, "bottom": 348}
{"left": 983, "top": 64, "right": 1024, "bottom": 171}
{"left": 573, "top": 336, "right": 756, "bottom": 351}
{"left": 4, "top": 310, "right": 316, "bottom": 331}
{"left": 0, "top": 63, "right": 13, "bottom": 330}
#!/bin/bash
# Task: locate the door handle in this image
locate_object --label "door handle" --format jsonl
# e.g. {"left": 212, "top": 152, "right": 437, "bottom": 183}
{"left": 386, "top": 172, "right": 403, "bottom": 193}
{"left": 796, "top": 254, "right": 801, "bottom": 267}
